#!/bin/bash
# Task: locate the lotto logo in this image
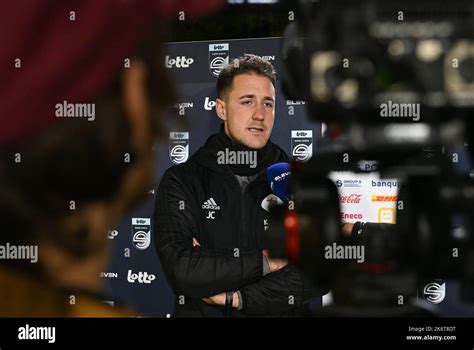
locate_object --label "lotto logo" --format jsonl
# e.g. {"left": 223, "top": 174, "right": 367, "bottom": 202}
{"left": 165, "top": 55, "right": 194, "bottom": 68}
{"left": 127, "top": 270, "right": 156, "bottom": 284}
{"left": 204, "top": 97, "right": 216, "bottom": 111}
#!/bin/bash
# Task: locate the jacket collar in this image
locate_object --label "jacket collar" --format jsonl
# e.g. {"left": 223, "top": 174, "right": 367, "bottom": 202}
{"left": 190, "top": 127, "right": 288, "bottom": 177}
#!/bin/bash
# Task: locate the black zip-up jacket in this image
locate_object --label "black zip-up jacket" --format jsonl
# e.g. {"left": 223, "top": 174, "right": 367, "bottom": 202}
{"left": 154, "top": 133, "right": 324, "bottom": 317}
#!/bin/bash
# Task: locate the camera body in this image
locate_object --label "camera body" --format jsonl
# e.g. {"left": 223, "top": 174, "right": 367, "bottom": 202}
{"left": 281, "top": 0, "right": 474, "bottom": 125}
{"left": 273, "top": 0, "right": 474, "bottom": 313}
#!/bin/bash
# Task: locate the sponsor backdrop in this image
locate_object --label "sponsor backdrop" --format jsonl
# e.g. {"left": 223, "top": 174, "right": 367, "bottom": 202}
{"left": 103, "top": 37, "right": 473, "bottom": 317}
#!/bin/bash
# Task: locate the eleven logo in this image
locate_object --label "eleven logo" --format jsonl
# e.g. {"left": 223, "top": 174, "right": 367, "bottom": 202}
{"left": 100, "top": 272, "right": 118, "bottom": 278}
{"left": 174, "top": 102, "right": 194, "bottom": 115}
{"left": 209, "top": 43, "right": 229, "bottom": 77}
{"left": 286, "top": 100, "right": 306, "bottom": 105}
{"left": 291, "top": 130, "right": 313, "bottom": 162}
{"left": 132, "top": 218, "right": 151, "bottom": 250}
{"left": 169, "top": 132, "right": 189, "bottom": 164}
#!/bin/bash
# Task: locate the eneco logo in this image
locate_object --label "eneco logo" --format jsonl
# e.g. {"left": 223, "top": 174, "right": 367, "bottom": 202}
{"left": 340, "top": 213, "right": 363, "bottom": 220}
{"left": 423, "top": 282, "right": 446, "bottom": 304}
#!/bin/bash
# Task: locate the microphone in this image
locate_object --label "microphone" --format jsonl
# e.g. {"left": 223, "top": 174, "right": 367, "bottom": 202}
{"left": 266, "top": 162, "right": 291, "bottom": 203}
{"left": 264, "top": 163, "right": 291, "bottom": 259}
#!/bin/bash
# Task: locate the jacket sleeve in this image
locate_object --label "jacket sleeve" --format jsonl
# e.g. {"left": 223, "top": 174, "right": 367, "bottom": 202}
{"left": 239, "top": 264, "right": 327, "bottom": 316}
{"left": 154, "top": 168, "right": 264, "bottom": 299}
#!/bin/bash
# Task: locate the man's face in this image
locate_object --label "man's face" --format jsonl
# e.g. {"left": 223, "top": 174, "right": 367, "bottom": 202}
{"left": 216, "top": 73, "right": 275, "bottom": 149}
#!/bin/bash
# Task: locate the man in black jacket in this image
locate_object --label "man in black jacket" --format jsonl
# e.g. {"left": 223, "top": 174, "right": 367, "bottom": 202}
{"left": 154, "top": 54, "right": 324, "bottom": 317}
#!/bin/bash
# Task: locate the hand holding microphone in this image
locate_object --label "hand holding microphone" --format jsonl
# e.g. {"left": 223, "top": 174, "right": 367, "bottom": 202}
{"left": 266, "top": 162, "right": 291, "bottom": 204}
{"left": 262, "top": 162, "right": 292, "bottom": 261}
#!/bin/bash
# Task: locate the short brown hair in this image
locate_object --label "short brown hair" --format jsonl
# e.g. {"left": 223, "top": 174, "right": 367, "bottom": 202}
{"left": 216, "top": 54, "right": 276, "bottom": 99}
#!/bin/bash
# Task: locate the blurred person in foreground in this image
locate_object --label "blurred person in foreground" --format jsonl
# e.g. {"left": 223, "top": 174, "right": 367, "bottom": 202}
{"left": 0, "top": 0, "right": 224, "bottom": 317}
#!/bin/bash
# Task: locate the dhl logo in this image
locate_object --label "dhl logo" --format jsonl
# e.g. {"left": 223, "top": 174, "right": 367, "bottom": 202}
{"left": 371, "top": 195, "right": 398, "bottom": 202}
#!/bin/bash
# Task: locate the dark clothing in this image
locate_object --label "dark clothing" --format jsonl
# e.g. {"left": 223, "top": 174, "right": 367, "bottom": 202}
{"left": 154, "top": 129, "right": 324, "bottom": 317}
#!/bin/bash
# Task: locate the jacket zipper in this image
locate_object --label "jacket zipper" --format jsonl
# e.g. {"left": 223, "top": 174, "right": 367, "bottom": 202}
{"left": 232, "top": 175, "right": 247, "bottom": 248}
{"left": 241, "top": 185, "right": 246, "bottom": 247}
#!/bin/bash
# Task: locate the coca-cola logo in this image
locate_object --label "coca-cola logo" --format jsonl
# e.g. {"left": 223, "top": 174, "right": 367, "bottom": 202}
{"left": 339, "top": 194, "right": 362, "bottom": 204}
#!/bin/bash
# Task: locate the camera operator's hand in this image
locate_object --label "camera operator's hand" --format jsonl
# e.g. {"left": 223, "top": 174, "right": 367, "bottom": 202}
{"left": 342, "top": 223, "right": 354, "bottom": 236}
{"left": 263, "top": 249, "right": 288, "bottom": 272}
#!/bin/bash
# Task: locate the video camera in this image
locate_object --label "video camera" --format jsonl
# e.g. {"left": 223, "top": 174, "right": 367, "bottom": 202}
{"left": 268, "top": 0, "right": 474, "bottom": 315}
